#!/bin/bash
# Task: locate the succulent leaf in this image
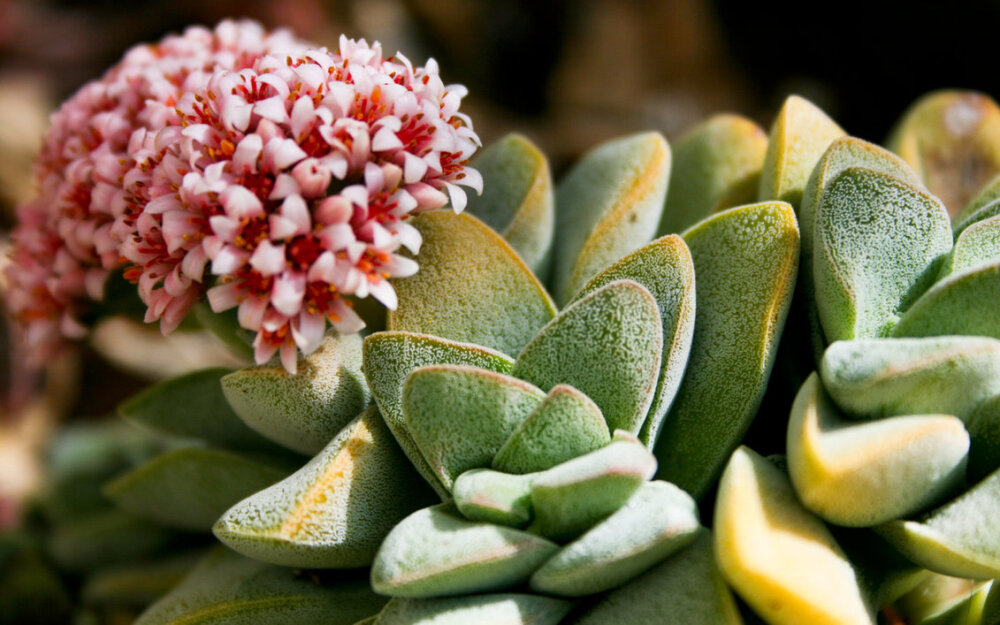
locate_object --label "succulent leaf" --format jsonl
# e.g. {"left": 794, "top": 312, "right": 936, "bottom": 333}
{"left": 388, "top": 211, "right": 556, "bottom": 357}
{"left": 48, "top": 510, "right": 181, "bottom": 573}
{"left": 967, "top": 394, "right": 1000, "bottom": 483}
{"left": 833, "top": 528, "right": 931, "bottom": 609}
{"left": 465, "top": 134, "right": 555, "bottom": 276}
{"left": 212, "top": 406, "right": 436, "bottom": 568}
{"left": 892, "top": 260, "right": 1000, "bottom": 340}
{"left": 894, "top": 574, "right": 990, "bottom": 625}
{"left": 552, "top": 132, "right": 671, "bottom": 305}
{"left": 373, "top": 593, "right": 571, "bottom": 625}
{"left": 654, "top": 202, "right": 799, "bottom": 498}
{"left": 941, "top": 214, "right": 1000, "bottom": 277}
{"left": 81, "top": 551, "right": 204, "bottom": 608}
{"left": 453, "top": 469, "right": 536, "bottom": 528}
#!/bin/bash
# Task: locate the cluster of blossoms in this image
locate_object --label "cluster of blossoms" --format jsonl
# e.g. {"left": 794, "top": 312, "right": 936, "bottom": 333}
{"left": 5, "top": 21, "right": 481, "bottom": 373}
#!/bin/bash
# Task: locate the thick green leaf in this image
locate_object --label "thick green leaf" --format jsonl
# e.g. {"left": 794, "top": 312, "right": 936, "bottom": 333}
{"left": 221, "top": 333, "right": 370, "bottom": 455}
{"left": 134, "top": 548, "right": 383, "bottom": 625}
{"left": 374, "top": 594, "right": 571, "bottom": 625}
{"left": 813, "top": 167, "right": 952, "bottom": 341}
{"left": 465, "top": 134, "right": 554, "bottom": 276}
{"left": 363, "top": 331, "right": 515, "bottom": 498}
{"left": 453, "top": 469, "right": 535, "bottom": 528}
{"left": 833, "top": 528, "right": 931, "bottom": 609}
{"left": 48, "top": 510, "right": 182, "bottom": 573}
{"left": 371, "top": 504, "right": 558, "bottom": 598}
{"left": 654, "top": 202, "right": 799, "bottom": 498}
{"left": 552, "top": 132, "right": 670, "bottom": 305}
{"left": 492, "top": 385, "right": 610, "bottom": 474}
{"left": 895, "top": 574, "right": 990, "bottom": 625}
{"left": 513, "top": 280, "right": 662, "bottom": 436}
{"left": 892, "top": 260, "right": 1000, "bottom": 339}
{"left": 388, "top": 211, "right": 556, "bottom": 357}
{"left": 967, "top": 394, "right": 1000, "bottom": 483}
{"left": 82, "top": 551, "right": 204, "bottom": 608}
{"left": 758, "top": 95, "right": 846, "bottom": 207}
{"left": 213, "top": 407, "right": 435, "bottom": 568}
{"left": 571, "top": 235, "right": 696, "bottom": 447}
{"left": 941, "top": 214, "right": 1000, "bottom": 277}
{"left": 404, "top": 365, "right": 544, "bottom": 491}
{"left": 104, "top": 448, "right": 289, "bottom": 532}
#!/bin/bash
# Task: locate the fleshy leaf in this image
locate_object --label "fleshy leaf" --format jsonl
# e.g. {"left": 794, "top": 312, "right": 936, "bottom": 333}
{"left": 48, "top": 510, "right": 181, "bottom": 573}
{"left": 104, "top": 448, "right": 289, "bottom": 532}
{"left": 370, "top": 504, "right": 559, "bottom": 598}
{"left": 213, "top": 407, "right": 435, "bottom": 568}
{"left": 134, "top": 548, "right": 384, "bottom": 625}
{"left": 758, "top": 94, "right": 846, "bottom": 207}
{"left": 465, "top": 133, "right": 555, "bottom": 276}
{"left": 530, "top": 480, "right": 699, "bottom": 597}
{"left": 821, "top": 337, "right": 1000, "bottom": 422}
{"left": 654, "top": 202, "right": 799, "bottom": 499}
{"left": 373, "top": 594, "right": 571, "bottom": 625}
{"left": 834, "top": 528, "right": 931, "bottom": 609}
{"left": 453, "top": 469, "right": 535, "bottom": 528}
{"left": 714, "top": 447, "right": 874, "bottom": 625}
{"left": 388, "top": 211, "right": 556, "bottom": 357}
{"left": 551, "top": 132, "right": 670, "bottom": 305}
{"left": 786, "top": 374, "right": 968, "bottom": 527}
{"left": 492, "top": 385, "right": 610, "bottom": 474}
{"left": 513, "top": 279, "right": 662, "bottom": 436}
{"left": 892, "top": 260, "right": 1000, "bottom": 340}
{"left": 967, "top": 394, "right": 1000, "bottom": 483}
{"left": 894, "top": 574, "right": 990, "bottom": 625}
{"left": 888, "top": 90, "right": 1000, "bottom": 217}
{"left": 81, "top": 551, "right": 204, "bottom": 608}
{"left": 403, "top": 365, "right": 545, "bottom": 491}
{"left": 571, "top": 235, "right": 696, "bottom": 448}
{"left": 941, "top": 214, "right": 1000, "bottom": 277}
{"left": 363, "top": 331, "right": 515, "bottom": 498}
{"left": 221, "top": 333, "right": 370, "bottom": 455}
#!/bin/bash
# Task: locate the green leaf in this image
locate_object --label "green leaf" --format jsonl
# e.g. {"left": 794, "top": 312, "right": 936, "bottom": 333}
{"left": 81, "top": 551, "right": 204, "bottom": 608}
{"left": 48, "top": 510, "right": 183, "bottom": 573}
{"left": 465, "top": 134, "right": 555, "bottom": 276}
{"left": 213, "top": 407, "right": 436, "bottom": 568}
{"left": 894, "top": 574, "right": 990, "bottom": 625}
{"left": 654, "top": 202, "right": 799, "bottom": 499}
{"left": 221, "top": 333, "right": 370, "bottom": 455}
{"left": 967, "top": 394, "right": 1000, "bottom": 483}
{"left": 714, "top": 447, "right": 874, "bottom": 625}
{"left": 941, "top": 214, "right": 1000, "bottom": 277}
{"left": 786, "top": 374, "right": 968, "bottom": 527}
{"left": 403, "top": 365, "right": 544, "bottom": 491}
{"left": 492, "top": 385, "right": 610, "bottom": 474}
{"left": 513, "top": 280, "right": 662, "bottom": 436}
{"left": 892, "top": 260, "right": 1000, "bottom": 340}
{"left": 373, "top": 594, "right": 571, "bottom": 625}
{"left": 388, "top": 211, "right": 556, "bottom": 357}
{"left": 363, "top": 331, "right": 515, "bottom": 498}
{"left": 758, "top": 95, "right": 846, "bottom": 207}
{"left": 552, "top": 132, "right": 671, "bottom": 305}
{"left": 571, "top": 235, "right": 696, "bottom": 448}
{"left": 453, "top": 469, "right": 535, "bottom": 528}
{"left": 833, "top": 528, "right": 931, "bottom": 609}
{"left": 134, "top": 548, "right": 384, "bottom": 625}
{"left": 659, "top": 113, "right": 767, "bottom": 236}
{"left": 371, "top": 504, "right": 559, "bottom": 598}
{"left": 104, "top": 448, "right": 289, "bottom": 532}
{"left": 530, "top": 480, "right": 698, "bottom": 597}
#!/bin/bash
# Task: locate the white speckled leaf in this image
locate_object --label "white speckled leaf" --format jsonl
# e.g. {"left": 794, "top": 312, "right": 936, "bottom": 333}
{"left": 653, "top": 202, "right": 798, "bottom": 499}
{"left": 373, "top": 593, "right": 571, "bottom": 625}
{"left": 892, "top": 260, "right": 1000, "bottom": 339}
{"left": 941, "top": 214, "right": 1000, "bottom": 277}
{"left": 813, "top": 167, "right": 952, "bottom": 341}
{"left": 714, "top": 447, "right": 874, "bottom": 625}
{"left": 363, "top": 331, "right": 514, "bottom": 498}
{"left": 571, "top": 236, "right": 695, "bottom": 448}
{"left": 552, "top": 132, "right": 670, "bottom": 305}
{"left": 513, "top": 280, "right": 662, "bottom": 436}
{"left": 453, "top": 469, "right": 535, "bottom": 528}
{"left": 388, "top": 212, "right": 556, "bottom": 357}
{"left": 820, "top": 337, "right": 1000, "bottom": 422}
{"left": 213, "top": 407, "right": 436, "bottom": 568}
{"left": 134, "top": 547, "right": 384, "bottom": 625}
{"left": 530, "top": 480, "right": 698, "bottom": 597}
{"left": 967, "top": 394, "right": 1000, "bottom": 484}
{"left": 465, "top": 134, "right": 554, "bottom": 275}
{"left": 370, "top": 504, "right": 559, "bottom": 598}
{"left": 221, "top": 333, "right": 370, "bottom": 455}
{"left": 758, "top": 95, "right": 846, "bottom": 207}
{"left": 787, "top": 374, "right": 968, "bottom": 527}
{"left": 403, "top": 365, "right": 545, "bottom": 491}
{"left": 104, "top": 448, "right": 289, "bottom": 532}
{"left": 49, "top": 510, "right": 179, "bottom": 573}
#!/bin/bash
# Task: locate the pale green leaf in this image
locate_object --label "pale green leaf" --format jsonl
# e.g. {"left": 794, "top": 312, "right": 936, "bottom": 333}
{"left": 941, "top": 214, "right": 1000, "bottom": 277}
{"left": 373, "top": 594, "right": 571, "bottom": 625}
{"left": 892, "top": 260, "right": 1000, "bottom": 340}
{"left": 453, "top": 469, "right": 535, "bottom": 528}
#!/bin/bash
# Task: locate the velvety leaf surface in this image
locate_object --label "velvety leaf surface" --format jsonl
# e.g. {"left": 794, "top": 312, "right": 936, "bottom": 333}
{"left": 464, "top": 134, "right": 555, "bottom": 275}
{"left": 714, "top": 447, "right": 874, "bottom": 625}
{"left": 370, "top": 504, "right": 559, "bottom": 598}
{"left": 404, "top": 365, "right": 544, "bottom": 491}
{"left": 134, "top": 548, "right": 384, "bottom": 625}
{"left": 571, "top": 235, "right": 696, "bottom": 448}
{"left": 659, "top": 113, "right": 767, "bottom": 235}
{"left": 512, "top": 280, "right": 662, "bottom": 436}
{"left": 530, "top": 480, "right": 698, "bottom": 596}
{"left": 654, "top": 202, "right": 799, "bottom": 498}
{"left": 786, "top": 374, "right": 968, "bottom": 527}
{"left": 104, "top": 448, "right": 289, "bottom": 532}
{"left": 941, "top": 214, "right": 1000, "bottom": 277}
{"left": 813, "top": 167, "right": 952, "bottom": 341}
{"left": 552, "top": 132, "right": 670, "bottom": 305}
{"left": 967, "top": 395, "right": 1000, "bottom": 483}
{"left": 892, "top": 260, "right": 1000, "bottom": 340}
{"left": 48, "top": 510, "right": 181, "bottom": 573}
{"left": 213, "top": 407, "right": 436, "bottom": 568}
{"left": 453, "top": 469, "right": 535, "bottom": 528}
{"left": 758, "top": 95, "right": 846, "bottom": 207}
{"left": 373, "top": 594, "right": 571, "bottom": 625}
{"left": 491, "top": 385, "right": 609, "bottom": 475}
{"left": 81, "top": 551, "right": 204, "bottom": 608}
{"left": 363, "top": 331, "right": 514, "bottom": 498}
{"left": 388, "top": 211, "right": 556, "bottom": 357}
{"left": 221, "top": 333, "right": 370, "bottom": 455}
